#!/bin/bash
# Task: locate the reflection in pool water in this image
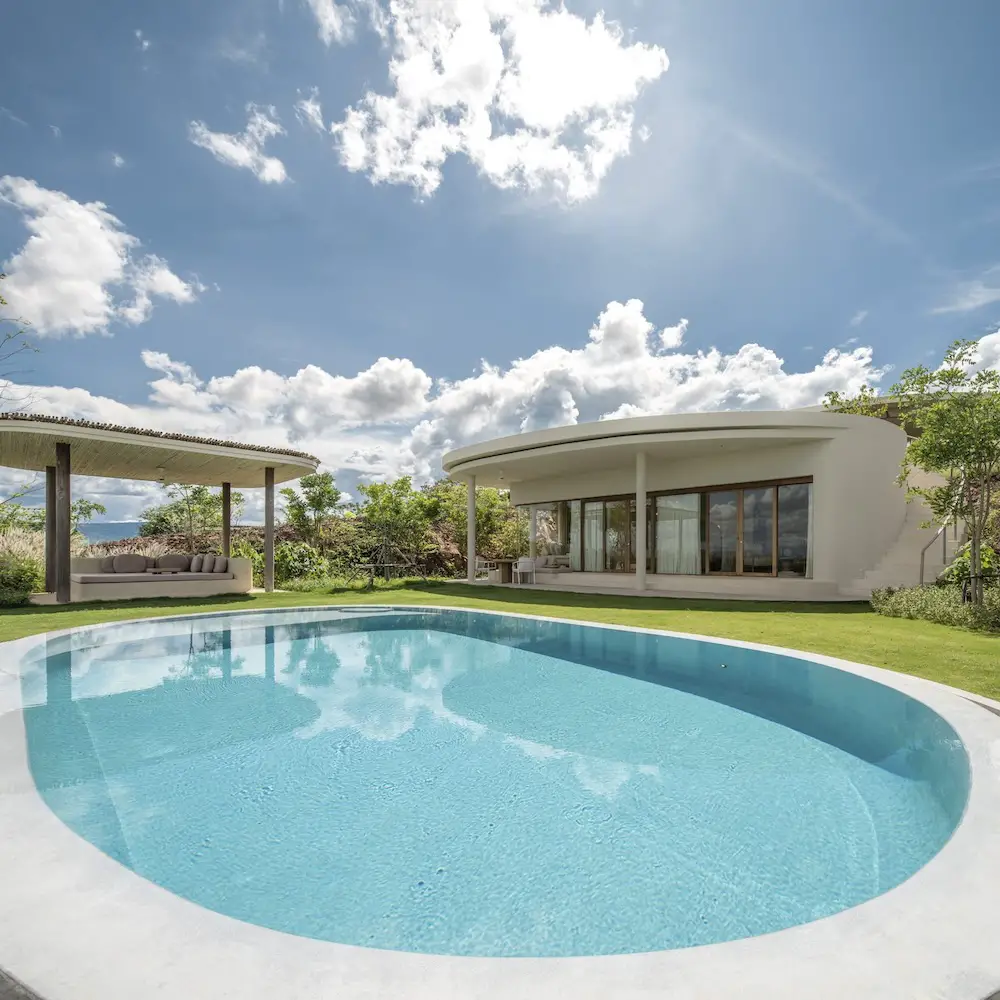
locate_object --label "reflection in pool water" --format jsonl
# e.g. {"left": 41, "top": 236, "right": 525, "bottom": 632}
{"left": 16, "top": 608, "right": 969, "bottom": 957}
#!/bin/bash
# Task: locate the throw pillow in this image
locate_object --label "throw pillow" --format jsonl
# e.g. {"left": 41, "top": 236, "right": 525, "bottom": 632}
{"left": 190, "top": 554, "right": 204, "bottom": 573}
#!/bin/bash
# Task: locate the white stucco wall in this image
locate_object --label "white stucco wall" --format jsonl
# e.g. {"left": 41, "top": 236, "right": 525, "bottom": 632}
{"left": 444, "top": 411, "right": 911, "bottom": 593}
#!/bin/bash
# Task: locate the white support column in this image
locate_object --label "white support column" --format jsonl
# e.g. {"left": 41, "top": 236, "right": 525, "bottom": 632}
{"left": 528, "top": 505, "right": 537, "bottom": 560}
{"left": 466, "top": 476, "right": 477, "bottom": 583}
{"left": 635, "top": 450, "right": 647, "bottom": 592}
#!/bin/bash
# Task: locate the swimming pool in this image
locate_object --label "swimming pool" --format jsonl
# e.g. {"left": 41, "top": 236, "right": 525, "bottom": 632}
{"left": 13, "top": 606, "right": 969, "bottom": 959}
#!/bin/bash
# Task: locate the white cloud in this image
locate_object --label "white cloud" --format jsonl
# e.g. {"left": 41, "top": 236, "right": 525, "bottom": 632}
{"left": 111, "top": 153, "right": 126, "bottom": 168}
{"left": 974, "top": 328, "right": 1000, "bottom": 370}
{"left": 4, "top": 299, "right": 922, "bottom": 509}
{"left": 849, "top": 309, "right": 868, "bottom": 327}
{"left": 305, "top": 0, "right": 355, "bottom": 45}
{"left": 294, "top": 88, "right": 325, "bottom": 132}
{"left": 932, "top": 267, "right": 1000, "bottom": 314}
{"left": 328, "top": 0, "right": 669, "bottom": 202}
{"left": 188, "top": 104, "right": 288, "bottom": 184}
{"left": 135, "top": 29, "right": 150, "bottom": 52}
{"left": 49, "top": 125, "right": 61, "bottom": 139}
{"left": 0, "top": 175, "right": 199, "bottom": 337}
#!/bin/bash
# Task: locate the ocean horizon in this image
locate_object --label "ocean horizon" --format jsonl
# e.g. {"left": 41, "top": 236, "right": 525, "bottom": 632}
{"left": 77, "top": 522, "right": 142, "bottom": 544}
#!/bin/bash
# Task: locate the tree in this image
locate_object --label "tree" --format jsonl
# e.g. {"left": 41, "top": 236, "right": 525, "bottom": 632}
{"left": 139, "top": 484, "right": 245, "bottom": 550}
{"left": 0, "top": 497, "right": 107, "bottom": 533}
{"left": 1, "top": 272, "right": 41, "bottom": 510}
{"left": 1, "top": 273, "right": 38, "bottom": 413}
{"left": 356, "top": 476, "right": 433, "bottom": 575}
{"left": 825, "top": 339, "right": 1000, "bottom": 604}
{"left": 421, "top": 479, "right": 522, "bottom": 565}
{"left": 279, "top": 472, "right": 342, "bottom": 547}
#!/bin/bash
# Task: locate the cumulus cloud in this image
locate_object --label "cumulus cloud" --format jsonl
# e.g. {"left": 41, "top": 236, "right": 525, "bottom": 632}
{"left": 326, "top": 0, "right": 669, "bottom": 202}
{"left": 188, "top": 104, "right": 288, "bottom": 184}
{"left": 4, "top": 298, "right": 926, "bottom": 510}
{"left": 111, "top": 153, "right": 126, "bottom": 168}
{"left": 0, "top": 175, "right": 199, "bottom": 337}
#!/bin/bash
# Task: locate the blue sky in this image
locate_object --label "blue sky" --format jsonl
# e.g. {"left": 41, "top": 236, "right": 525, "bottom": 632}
{"left": 2, "top": 0, "right": 999, "bottom": 520}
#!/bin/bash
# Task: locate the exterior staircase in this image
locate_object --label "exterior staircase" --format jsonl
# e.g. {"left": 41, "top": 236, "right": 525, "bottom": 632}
{"left": 840, "top": 469, "right": 964, "bottom": 598}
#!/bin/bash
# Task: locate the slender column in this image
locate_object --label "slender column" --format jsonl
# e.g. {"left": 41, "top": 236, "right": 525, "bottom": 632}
{"left": 55, "top": 443, "right": 72, "bottom": 604}
{"left": 264, "top": 468, "right": 275, "bottom": 593}
{"left": 635, "top": 450, "right": 647, "bottom": 592}
{"left": 466, "top": 476, "right": 476, "bottom": 583}
{"left": 221, "top": 482, "right": 232, "bottom": 558}
{"left": 528, "top": 505, "right": 537, "bottom": 560}
{"left": 44, "top": 466, "right": 56, "bottom": 592}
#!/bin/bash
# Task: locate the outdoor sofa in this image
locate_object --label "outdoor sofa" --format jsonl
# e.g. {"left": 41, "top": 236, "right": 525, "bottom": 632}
{"left": 68, "top": 553, "right": 253, "bottom": 602}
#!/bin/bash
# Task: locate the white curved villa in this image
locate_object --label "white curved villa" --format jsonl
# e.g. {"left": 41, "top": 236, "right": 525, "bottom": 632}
{"left": 443, "top": 408, "right": 957, "bottom": 601}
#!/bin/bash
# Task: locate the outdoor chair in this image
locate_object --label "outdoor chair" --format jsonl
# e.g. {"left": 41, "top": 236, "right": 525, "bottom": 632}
{"left": 513, "top": 557, "right": 536, "bottom": 585}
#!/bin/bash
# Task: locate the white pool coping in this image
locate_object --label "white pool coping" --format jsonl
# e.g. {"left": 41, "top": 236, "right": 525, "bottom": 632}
{"left": 1, "top": 605, "right": 999, "bottom": 1000}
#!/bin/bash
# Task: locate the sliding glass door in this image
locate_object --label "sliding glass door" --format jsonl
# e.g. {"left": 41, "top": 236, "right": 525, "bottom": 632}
{"left": 707, "top": 491, "right": 739, "bottom": 573}
{"left": 742, "top": 486, "right": 774, "bottom": 575}
{"left": 655, "top": 494, "right": 701, "bottom": 574}
{"left": 583, "top": 501, "right": 604, "bottom": 572}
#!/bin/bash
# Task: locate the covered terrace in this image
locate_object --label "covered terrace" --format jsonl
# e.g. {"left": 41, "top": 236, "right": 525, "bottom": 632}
{"left": 0, "top": 413, "right": 319, "bottom": 603}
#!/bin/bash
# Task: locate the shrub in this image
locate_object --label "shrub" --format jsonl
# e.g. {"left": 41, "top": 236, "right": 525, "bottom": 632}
{"left": 870, "top": 584, "right": 1000, "bottom": 632}
{"left": 81, "top": 537, "right": 171, "bottom": 559}
{"left": 274, "top": 541, "right": 325, "bottom": 584}
{"left": 0, "top": 552, "right": 43, "bottom": 607}
{"left": 940, "top": 541, "right": 998, "bottom": 585}
{"left": 231, "top": 538, "right": 264, "bottom": 588}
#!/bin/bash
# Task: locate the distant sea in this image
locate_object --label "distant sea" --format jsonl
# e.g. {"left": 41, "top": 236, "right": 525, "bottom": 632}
{"left": 77, "top": 522, "right": 142, "bottom": 544}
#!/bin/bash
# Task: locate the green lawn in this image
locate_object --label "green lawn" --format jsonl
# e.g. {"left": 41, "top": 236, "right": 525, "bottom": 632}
{"left": 2, "top": 583, "right": 998, "bottom": 699}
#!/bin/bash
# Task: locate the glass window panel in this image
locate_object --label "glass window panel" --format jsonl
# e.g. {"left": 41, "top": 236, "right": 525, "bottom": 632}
{"left": 583, "top": 501, "right": 604, "bottom": 572}
{"left": 534, "top": 501, "right": 572, "bottom": 570}
{"left": 655, "top": 494, "right": 702, "bottom": 574}
{"left": 778, "top": 483, "right": 812, "bottom": 577}
{"left": 707, "top": 491, "right": 739, "bottom": 573}
{"left": 742, "top": 487, "right": 774, "bottom": 575}
{"left": 605, "top": 499, "right": 629, "bottom": 572}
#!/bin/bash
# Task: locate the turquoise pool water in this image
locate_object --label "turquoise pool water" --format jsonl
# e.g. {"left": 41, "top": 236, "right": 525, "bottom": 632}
{"left": 17, "top": 608, "right": 969, "bottom": 957}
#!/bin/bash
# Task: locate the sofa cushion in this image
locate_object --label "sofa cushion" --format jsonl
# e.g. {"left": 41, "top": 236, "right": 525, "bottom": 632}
{"left": 199, "top": 555, "right": 217, "bottom": 573}
{"left": 71, "top": 572, "right": 235, "bottom": 584}
{"left": 113, "top": 553, "right": 148, "bottom": 574}
{"left": 156, "top": 553, "right": 191, "bottom": 571}
{"left": 190, "top": 554, "right": 204, "bottom": 573}
{"left": 212, "top": 555, "right": 228, "bottom": 573}
{"left": 99, "top": 556, "right": 116, "bottom": 573}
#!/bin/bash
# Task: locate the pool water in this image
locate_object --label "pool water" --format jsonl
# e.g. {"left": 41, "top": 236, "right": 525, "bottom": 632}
{"left": 17, "top": 608, "right": 969, "bottom": 957}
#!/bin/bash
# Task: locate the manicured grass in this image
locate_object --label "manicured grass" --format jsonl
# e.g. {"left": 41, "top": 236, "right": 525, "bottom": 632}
{"left": 2, "top": 583, "right": 998, "bottom": 699}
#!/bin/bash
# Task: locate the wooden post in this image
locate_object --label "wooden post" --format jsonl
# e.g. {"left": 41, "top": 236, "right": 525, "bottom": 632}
{"left": 264, "top": 467, "right": 275, "bottom": 593}
{"left": 466, "top": 475, "right": 476, "bottom": 583}
{"left": 55, "top": 442, "right": 71, "bottom": 604}
{"left": 45, "top": 466, "right": 56, "bottom": 592}
{"left": 221, "top": 482, "right": 232, "bottom": 558}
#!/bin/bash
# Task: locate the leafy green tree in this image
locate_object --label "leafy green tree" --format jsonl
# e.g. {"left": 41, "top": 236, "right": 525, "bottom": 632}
{"left": 421, "top": 479, "right": 523, "bottom": 564}
{"left": 356, "top": 476, "right": 433, "bottom": 574}
{"left": 279, "top": 472, "right": 342, "bottom": 546}
{"left": 139, "top": 484, "right": 245, "bottom": 550}
{"left": 826, "top": 339, "right": 1000, "bottom": 604}
{"left": 0, "top": 497, "right": 107, "bottom": 533}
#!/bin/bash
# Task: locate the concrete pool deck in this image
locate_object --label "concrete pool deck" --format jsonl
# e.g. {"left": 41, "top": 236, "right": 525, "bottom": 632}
{"left": 1, "top": 606, "right": 999, "bottom": 1000}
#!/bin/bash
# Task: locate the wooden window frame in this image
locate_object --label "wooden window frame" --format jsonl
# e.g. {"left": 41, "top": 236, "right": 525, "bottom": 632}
{"left": 522, "top": 476, "right": 813, "bottom": 577}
